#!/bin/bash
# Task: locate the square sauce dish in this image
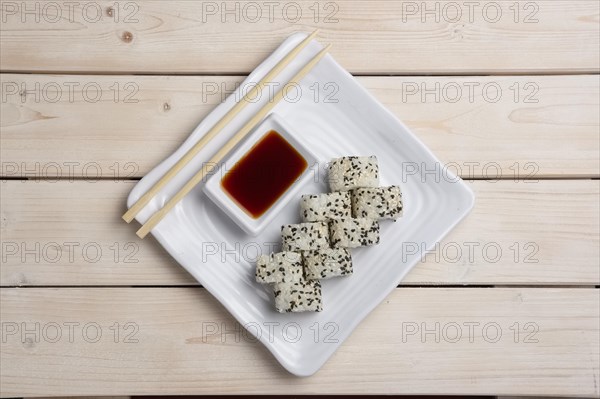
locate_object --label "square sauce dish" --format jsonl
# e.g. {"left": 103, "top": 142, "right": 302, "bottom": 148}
{"left": 204, "top": 113, "right": 318, "bottom": 236}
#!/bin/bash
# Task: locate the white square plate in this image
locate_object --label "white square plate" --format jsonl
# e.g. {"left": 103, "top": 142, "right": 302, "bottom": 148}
{"left": 127, "top": 33, "right": 475, "bottom": 376}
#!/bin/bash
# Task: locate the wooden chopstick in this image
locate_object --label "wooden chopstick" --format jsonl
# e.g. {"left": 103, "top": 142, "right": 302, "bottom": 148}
{"left": 122, "top": 29, "right": 320, "bottom": 223}
{"left": 136, "top": 44, "right": 332, "bottom": 238}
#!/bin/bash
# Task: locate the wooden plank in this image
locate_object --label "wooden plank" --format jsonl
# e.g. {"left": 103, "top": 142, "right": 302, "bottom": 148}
{"left": 34, "top": 397, "right": 130, "bottom": 399}
{"left": 1, "top": 180, "right": 598, "bottom": 286}
{"left": 499, "top": 397, "right": 580, "bottom": 399}
{"left": 1, "top": 74, "right": 598, "bottom": 179}
{"left": 1, "top": 1, "right": 598, "bottom": 74}
{"left": 0, "top": 287, "right": 598, "bottom": 396}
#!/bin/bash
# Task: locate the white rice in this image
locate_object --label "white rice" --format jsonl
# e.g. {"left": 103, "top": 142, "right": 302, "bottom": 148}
{"left": 352, "top": 186, "right": 403, "bottom": 220}
{"left": 303, "top": 248, "right": 353, "bottom": 280}
{"left": 328, "top": 156, "right": 379, "bottom": 192}
{"left": 273, "top": 278, "right": 322, "bottom": 312}
{"left": 281, "top": 222, "right": 330, "bottom": 252}
{"left": 255, "top": 251, "right": 303, "bottom": 284}
{"left": 330, "top": 217, "right": 380, "bottom": 248}
{"left": 300, "top": 191, "right": 351, "bottom": 222}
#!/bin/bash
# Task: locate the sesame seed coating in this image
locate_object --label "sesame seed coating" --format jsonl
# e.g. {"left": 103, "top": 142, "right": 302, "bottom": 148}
{"left": 328, "top": 156, "right": 379, "bottom": 192}
{"left": 281, "top": 222, "right": 330, "bottom": 252}
{"left": 351, "top": 186, "right": 403, "bottom": 220}
{"left": 273, "top": 278, "right": 322, "bottom": 313}
{"left": 303, "top": 247, "right": 353, "bottom": 280}
{"left": 255, "top": 251, "right": 303, "bottom": 284}
{"left": 300, "top": 191, "right": 351, "bottom": 222}
{"left": 329, "top": 217, "right": 380, "bottom": 248}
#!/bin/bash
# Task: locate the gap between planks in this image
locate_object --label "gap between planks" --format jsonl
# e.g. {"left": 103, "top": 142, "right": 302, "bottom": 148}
{"left": 5, "top": 177, "right": 599, "bottom": 181}
{"left": 1, "top": 70, "right": 599, "bottom": 77}
{"left": 0, "top": 285, "right": 598, "bottom": 289}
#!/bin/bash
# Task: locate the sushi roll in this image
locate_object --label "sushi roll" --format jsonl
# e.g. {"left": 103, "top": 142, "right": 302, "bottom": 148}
{"left": 282, "top": 222, "right": 330, "bottom": 252}
{"left": 255, "top": 251, "right": 303, "bottom": 284}
{"left": 330, "top": 217, "right": 380, "bottom": 248}
{"left": 300, "top": 192, "right": 351, "bottom": 222}
{"left": 303, "top": 248, "right": 353, "bottom": 280}
{"left": 328, "top": 156, "right": 379, "bottom": 192}
{"left": 352, "top": 186, "right": 403, "bottom": 220}
{"left": 273, "top": 278, "right": 322, "bottom": 312}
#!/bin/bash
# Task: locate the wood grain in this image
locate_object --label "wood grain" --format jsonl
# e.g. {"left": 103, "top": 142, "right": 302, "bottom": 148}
{"left": 1, "top": 0, "right": 598, "bottom": 397}
{"left": 1, "top": 1, "right": 598, "bottom": 74}
{"left": 1, "top": 287, "right": 598, "bottom": 396}
{"left": 35, "top": 397, "right": 129, "bottom": 399}
{"left": 1, "top": 74, "right": 598, "bottom": 179}
{"left": 1, "top": 180, "right": 598, "bottom": 286}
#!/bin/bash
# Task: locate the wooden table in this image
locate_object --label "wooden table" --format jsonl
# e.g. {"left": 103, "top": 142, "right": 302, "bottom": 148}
{"left": 1, "top": 1, "right": 599, "bottom": 397}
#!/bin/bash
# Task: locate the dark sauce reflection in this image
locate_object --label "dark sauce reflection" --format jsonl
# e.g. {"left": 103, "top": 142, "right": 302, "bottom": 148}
{"left": 221, "top": 130, "right": 308, "bottom": 218}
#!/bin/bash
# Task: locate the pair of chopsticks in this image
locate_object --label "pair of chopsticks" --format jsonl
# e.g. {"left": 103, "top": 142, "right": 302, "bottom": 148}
{"left": 123, "top": 30, "right": 331, "bottom": 238}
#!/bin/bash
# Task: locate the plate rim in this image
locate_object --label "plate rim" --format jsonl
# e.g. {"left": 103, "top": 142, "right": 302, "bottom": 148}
{"left": 127, "top": 32, "right": 475, "bottom": 376}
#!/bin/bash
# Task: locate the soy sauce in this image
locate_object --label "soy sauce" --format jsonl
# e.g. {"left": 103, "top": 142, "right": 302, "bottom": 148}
{"left": 221, "top": 130, "right": 307, "bottom": 218}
